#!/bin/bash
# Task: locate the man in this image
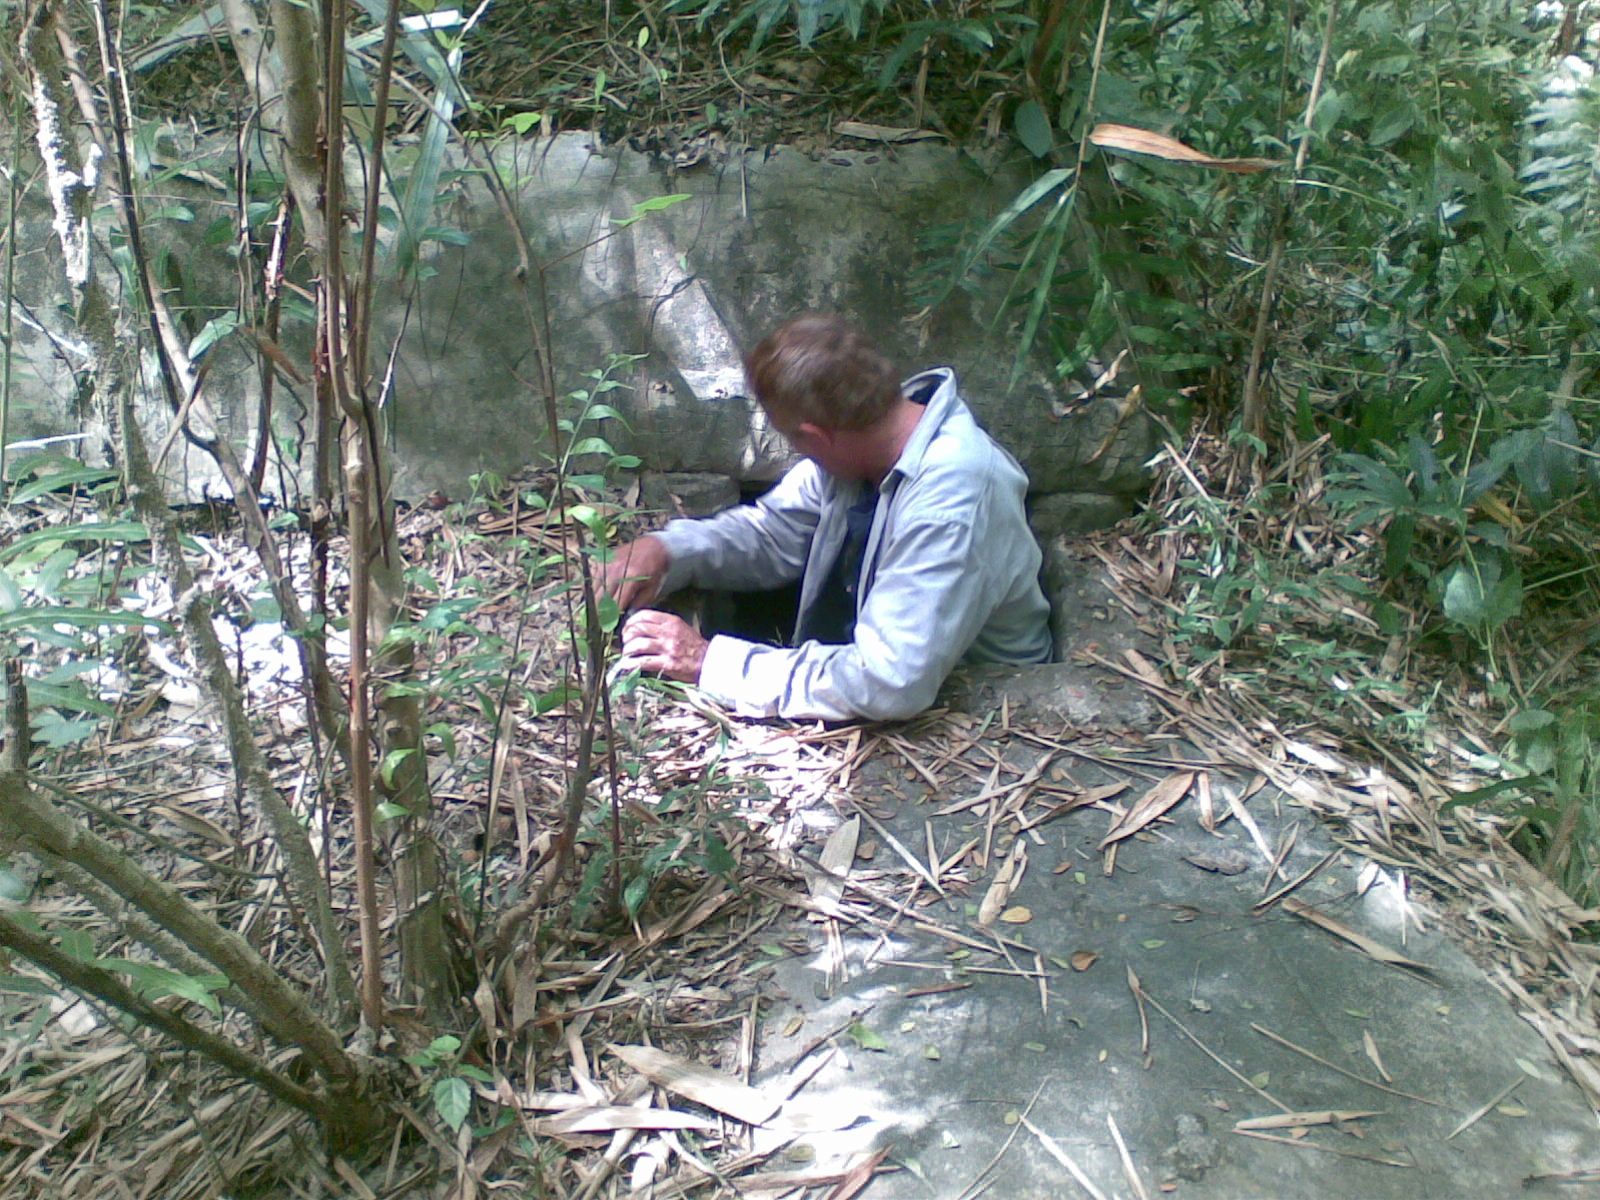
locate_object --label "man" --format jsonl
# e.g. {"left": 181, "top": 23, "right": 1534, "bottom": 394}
{"left": 602, "top": 314, "right": 1051, "bottom": 722}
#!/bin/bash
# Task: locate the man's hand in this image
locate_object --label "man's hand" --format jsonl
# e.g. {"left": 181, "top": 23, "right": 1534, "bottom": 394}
{"left": 600, "top": 535, "right": 670, "bottom": 611}
{"left": 619, "top": 610, "right": 707, "bottom": 683}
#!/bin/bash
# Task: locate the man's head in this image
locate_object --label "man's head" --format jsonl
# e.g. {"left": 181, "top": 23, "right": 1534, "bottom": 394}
{"left": 744, "top": 314, "right": 904, "bottom": 479}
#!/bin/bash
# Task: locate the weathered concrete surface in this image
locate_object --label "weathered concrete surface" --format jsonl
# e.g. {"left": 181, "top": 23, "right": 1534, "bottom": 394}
{"left": 8, "top": 129, "right": 1155, "bottom": 515}
{"left": 751, "top": 737, "right": 1600, "bottom": 1198}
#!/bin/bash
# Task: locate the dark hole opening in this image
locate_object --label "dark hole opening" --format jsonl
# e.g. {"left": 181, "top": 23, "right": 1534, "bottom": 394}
{"left": 701, "top": 481, "right": 801, "bottom": 645}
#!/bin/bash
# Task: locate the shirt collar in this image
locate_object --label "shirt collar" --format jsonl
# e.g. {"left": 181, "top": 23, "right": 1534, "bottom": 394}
{"left": 884, "top": 367, "right": 960, "bottom": 486}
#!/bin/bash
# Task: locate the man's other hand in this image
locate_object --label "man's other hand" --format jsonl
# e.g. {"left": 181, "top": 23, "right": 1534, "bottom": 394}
{"left": 619, "top": 610, "right": 707, "bottom": 683}
{"left": 600, "top": 535, "right": 670, "bottom": 610}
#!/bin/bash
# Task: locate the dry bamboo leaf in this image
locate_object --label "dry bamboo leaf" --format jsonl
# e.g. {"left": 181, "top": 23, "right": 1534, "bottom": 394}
{"left": 999, "top": 906, "right": 1033, "bottom": 924}
{"left": 811, "top": 816, "right": 859, "bottom": 909}
{"left": 764, "top": 1096, "right": 875, "bottom": 1134}
{"left": 152, "top": 803, "right": 235, "bottom": 847}
{"left": 1070, "top": 951, "right": 1099, "bottom": 972}
{"left": 1098, "top": 771, "right": 1196, "bottom": 850}
{"left": 1362, "top": 1031, "right": 1392, "bottom": 1083}
{"left": 608, "top": 1044, "right": 780, "bottom": 1126}
{"left": 1234, "top": 1110, "right": 1380, "bottom": 1131}
{"left": 1088, "top": 123, "right": 1283, "bottom": 173}
{"left": 1356, "top": 860, "right": 1382, "bottom": 896}
{"left": 1121, "top": 648, "right": 1167, "bottom": 688}
{"left": 1282, "top": 898, "right": 1437, "bottom": 976}
{"left": 978, "top": 842, "right": 1026, "bottom": 926}
{"left": 1197, "top": 772, "right": 1216, "bottom": 833}
{"left": 1283, "top": 739, "right": 1345, "bottom": 773}
{"left": 1223, "top": 788, "right": 1282, "bottom": 878}
{"left": 532, "top": 1106, "right": 719, "bottom": 1135}
{"left": 835, "top": 120, "right": 944, "bottom": 143}
{"left": 473, "top": 975, "right": 500, "bottom": 1042}
{"left": 825, "top": 1146, "right": 891, "bottom": 1200}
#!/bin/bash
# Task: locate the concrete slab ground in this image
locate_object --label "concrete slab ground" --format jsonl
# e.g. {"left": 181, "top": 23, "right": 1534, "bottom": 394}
{"left": 748, "top": 747, "right": 1600, "bottom": 1199}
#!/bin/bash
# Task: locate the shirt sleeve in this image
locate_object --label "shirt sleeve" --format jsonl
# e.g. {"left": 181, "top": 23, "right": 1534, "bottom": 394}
{"left": 695, "top": 513, "right": 992, "bottom": 722}
{"left": 652, "top": 460, "right": 823, "bottom": 594}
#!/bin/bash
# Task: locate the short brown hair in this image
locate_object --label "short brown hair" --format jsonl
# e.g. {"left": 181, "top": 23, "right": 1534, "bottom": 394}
{"left": 744, "top": 314, "right": 901, "bottom": 431}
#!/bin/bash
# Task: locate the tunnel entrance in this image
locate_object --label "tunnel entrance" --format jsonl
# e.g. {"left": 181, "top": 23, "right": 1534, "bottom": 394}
{"left": 700, "top": 481, "right": 802, "bottom": 645}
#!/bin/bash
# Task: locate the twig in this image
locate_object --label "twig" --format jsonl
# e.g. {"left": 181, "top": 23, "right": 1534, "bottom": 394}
{"left": 851, "top": 803, "right": 945, "bottom": 897}
{"left": 1106, "top": 1113, "right": 1151, "bottom": 1200}
{"left": 1253, "top": 849, "right": 1339, "bottom": 913}
{"left": 1131, "top": 978, "right": 1290, "bottom": 1112}
{"left": 1445, "top": 1077, "right": 1522, "bottom": 1140}
{"left": 953, "top": 1080, "right": 1048, "bottom": 1200}
{"left": 1127, "top": 966, "right": 1150, "bottom": 1066}
{"left": 0, "top": 909, "right": 324, "bottom": 1120}
{"left": 1019, "top": 1115, "right": 1108, "bottom": 1200}
{"left": 1235, "top": 1128, "right": 1413, "bottom": 1168}
{"left": 3, "top": 660, "right": 26, "bottom": 772}
{"left": 1249, "top": 1023, "right": 1443, "bottom": 1106}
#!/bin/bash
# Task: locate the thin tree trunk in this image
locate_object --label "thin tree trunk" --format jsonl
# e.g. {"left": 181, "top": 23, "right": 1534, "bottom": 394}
{"left": 0, "top": 770, "right": 357, "bottom": 1087}
{"left": 222, "top": 0, "right": 452, "bottom": 1014}
{"left": 17, "top": 2, "right": 356, "bottom": 1017}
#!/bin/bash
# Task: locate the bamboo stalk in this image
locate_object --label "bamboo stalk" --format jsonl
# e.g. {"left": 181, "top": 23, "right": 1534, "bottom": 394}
{"left": 0, "top": 83, "right": 19, "bottom": 487}
{"left": 1239, "top": 0, "right": 1341, "bottom": 443}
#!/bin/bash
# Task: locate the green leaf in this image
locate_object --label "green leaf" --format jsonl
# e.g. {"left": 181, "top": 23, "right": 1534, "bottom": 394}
{"left": 1442, "top": 554, "right": 1522, "bottom": 632}
{"left": 18, "top": 680, "right": 115, "bottom": 718}
{"left": 100, "top": 959, "right": 227, "bottom": 1015}
{"left": 1509, "top": 708, "right": 1556, "bottom": 735}
{"left": 0, "top": 606, "right": 172, "bottom": 637}
{"left": 60, "top": 929, "right": 96, "bottom": 962}
{"left": 380, "top": 747, "right": 419, "bottom": 789}
{"left": 624, "top": 873, "right": 651, "bottom": 916}
{"left": 0, "top": 974, "right": 58, "bottom": 997}
{"left": 699, "top": 831, "right": 736, "bottom": 875}
{"left": 375, "top": 801, "right": 410, "bottom": 822}
{"left": 940, "top": 168, "right": 1073, "bottom": 305}
{"left": 568, "top": 436, "right": 616, "bottom": 458}
{"left": 846, "top": 1021, "right": 888, "bottom": 1051}
{"left": 0, "top": 868, "right": 30, "bottom": 904}
{"left": 8, "top": 463, "right": 118, "bottom": 504}
{"left": 434, "top": 1076, "right": 472, "bottom": 1131}
{"left": 187, "top": 312, "right": 242, "bottom": 361}
{"left": 613, "top": 193, "right": 692, "bottom": 229}
{"left": 1369, "top": 104, "right": 1414, "bottom": 147}
{"left": 0, "top": 521, "right": 150, "bottom": 565}
{"left": 1014, "top": 100, "right": 1053, "bottom": 158}
{"left": 426, "top": 722, "right": 458, "bottom": 760}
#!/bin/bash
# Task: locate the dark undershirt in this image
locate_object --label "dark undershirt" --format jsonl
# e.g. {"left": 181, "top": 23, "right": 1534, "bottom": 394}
{"left": 794, "top": 377, "right": 939, "bottom": 646}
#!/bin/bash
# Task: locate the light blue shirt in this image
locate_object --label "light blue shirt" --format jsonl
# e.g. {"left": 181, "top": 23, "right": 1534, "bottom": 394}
{"left": 654, "top": 368, "right": 1052, "bottom": 721}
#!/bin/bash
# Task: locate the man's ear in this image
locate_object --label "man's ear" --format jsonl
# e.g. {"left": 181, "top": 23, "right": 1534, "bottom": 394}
{"left": 796, "top": 421, "right": 833, "bottom": 446}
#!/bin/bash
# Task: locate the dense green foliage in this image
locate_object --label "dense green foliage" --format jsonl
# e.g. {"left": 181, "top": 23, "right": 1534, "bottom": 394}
{"left": 649, "top": 0, "right": 1600, "bottom": 900}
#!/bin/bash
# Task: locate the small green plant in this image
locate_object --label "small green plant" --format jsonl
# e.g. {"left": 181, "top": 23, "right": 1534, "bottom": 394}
{"left": 403, "top": 1034, "right": 494, "bottom": 1133}
{"left": 1, "top": 455, "right": 173, "bottom": 751}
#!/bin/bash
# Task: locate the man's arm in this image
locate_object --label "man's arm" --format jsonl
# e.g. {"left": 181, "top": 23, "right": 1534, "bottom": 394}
{"left": 650, "top": 459, "right": 824, "bottom": 594}
{"left": 601, "top": 460, "right": 823, "bottom": 608}
{"left": 695, "top": 513, "right": 995, "bottom": 722}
